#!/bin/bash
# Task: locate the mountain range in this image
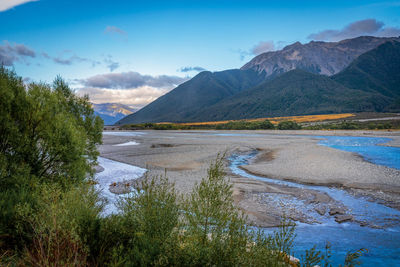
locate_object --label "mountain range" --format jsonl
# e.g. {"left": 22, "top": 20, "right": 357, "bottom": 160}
{"left": 116, "top": 36, "right": 400, "bottom": 125}
{"left": 92, "top": 103, "right": 136, "bottom": 125}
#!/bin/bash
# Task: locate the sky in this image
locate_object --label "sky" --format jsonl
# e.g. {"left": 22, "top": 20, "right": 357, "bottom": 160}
{"left": 1, "top": 0, "right": 400, "bottom": 108}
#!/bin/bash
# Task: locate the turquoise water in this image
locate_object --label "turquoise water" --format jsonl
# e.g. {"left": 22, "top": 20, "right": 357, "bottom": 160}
{"left": 229, "top": 135, "right": 400, "bottom": 266}
{"left": 317, "top": 136, "right": 400, "bottom": 170}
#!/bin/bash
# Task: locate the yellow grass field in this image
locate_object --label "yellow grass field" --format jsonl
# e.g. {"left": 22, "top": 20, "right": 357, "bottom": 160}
{"left": 171, "top": 113, "right": 355, "bottom": 126}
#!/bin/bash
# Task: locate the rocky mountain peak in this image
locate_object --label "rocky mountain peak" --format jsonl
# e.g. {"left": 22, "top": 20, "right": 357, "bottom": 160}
{"left": 241, "top": 36, "right": 400, "bottom": 78}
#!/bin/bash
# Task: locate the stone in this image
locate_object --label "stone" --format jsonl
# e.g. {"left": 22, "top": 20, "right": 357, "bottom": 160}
{"left": 334, "top": 214, "right": 353, "bottom": 223}
{"left": 329, "top": 207, "right": 345, "bottom": 216}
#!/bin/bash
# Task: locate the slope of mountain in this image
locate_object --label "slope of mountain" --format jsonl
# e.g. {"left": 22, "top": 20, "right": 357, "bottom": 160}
{"left": 116, "top": 69, "right": 266, "bottom": 124}
{"left": 241, "top": 36, "right": 400, "bottom": 78}
{"left": 92, "top": 103, "right": 136, "bottom": 125}
{"left": 333, "top": 41, "right": 400, "bottom": 99}
{"left": 189, "top": 69, "right": 391, "bottom": 121}
{"left": 117, "top": 37, "right": 400, "bottom": 125}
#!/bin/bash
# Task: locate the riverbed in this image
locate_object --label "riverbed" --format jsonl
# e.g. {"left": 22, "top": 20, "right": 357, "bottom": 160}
{"left": 96, "top": 130, "right": 400, "bottom": 266}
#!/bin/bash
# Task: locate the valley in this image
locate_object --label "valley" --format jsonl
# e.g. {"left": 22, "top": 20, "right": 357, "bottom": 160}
{"left": 97, "top": 129, "right": 400, "bottom": 265}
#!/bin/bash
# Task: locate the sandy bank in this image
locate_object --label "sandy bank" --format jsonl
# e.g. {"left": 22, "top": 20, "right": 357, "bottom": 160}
{"left": 98, "top": 130, "right": 400, "bottom": 226}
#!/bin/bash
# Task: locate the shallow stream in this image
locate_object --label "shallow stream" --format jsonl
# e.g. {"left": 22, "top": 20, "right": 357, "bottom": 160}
{"left": 97, "top": 132, "right": 400, "bottom": 265}
{"left": 229, "top": 135, "right": 400, "bottom": 266}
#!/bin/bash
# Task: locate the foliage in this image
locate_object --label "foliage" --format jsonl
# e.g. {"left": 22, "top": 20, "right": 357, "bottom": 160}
{"left": 300, "top": 243, "right": 368, "bottom": 267}
{"left": 181, "top": 155, "right": 250, "bottom": 265}
{"left": 303, "top": 120, "right": 400, "bottom": 130}
{"left": 0, "top": 67, "right": 103, "bottom": 256}
{"left": 111, "top": 174, "right": 180, "bottom": 266}
{"left": 17, "top": 184, "right": 102, "bottom": 266}
{"left": 277, "top": 121, "right": 302, "bottom": 130}
{"left": 121, "top": 119, "right": 276, "bottom": 130}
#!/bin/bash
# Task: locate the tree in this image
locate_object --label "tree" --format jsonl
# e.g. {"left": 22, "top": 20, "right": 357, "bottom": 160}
{"left": 0, "top": 66, "right": 103, "bottom": 250}
{"left": 0, "top": 67, "right": 103, "bottom": 186}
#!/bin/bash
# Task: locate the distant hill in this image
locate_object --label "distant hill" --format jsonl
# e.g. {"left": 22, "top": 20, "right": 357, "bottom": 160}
{"left": 116, "top": 38, "right": 400, "bottom": 125}
{"left": 332, "top": 40, "right": 400, "bottom": 109}
{"left": 92, "top": 103, "right": 136, "bottom": 125}
{"left": 189, "top": 69, "right": 391, "bottom": 121}
{"left": 241, "top": 36, "right": 400, "bottom": 78}
{"left": 116, "top": 69, "right": 265, "bottom": 124}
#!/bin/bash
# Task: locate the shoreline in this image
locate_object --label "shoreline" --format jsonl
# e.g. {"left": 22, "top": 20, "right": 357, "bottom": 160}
{"left": 98, "top": 130, "right": 400, "bottom": 227}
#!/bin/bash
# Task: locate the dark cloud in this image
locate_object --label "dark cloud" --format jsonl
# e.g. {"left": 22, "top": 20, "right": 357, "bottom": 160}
{"left": 178, "top": 66, "right": 206, "bottom": 72}
{"left": 0, "top": 41, "right": 35, "bottom": 66}
{"left": 308, "top": 19, "right": 400, "bottom": 41}
{"left": 81, "top": 71, "right": 188, "bottom": 89}
{"left": 104, "top": 26, "right": 126, "bottom": 35}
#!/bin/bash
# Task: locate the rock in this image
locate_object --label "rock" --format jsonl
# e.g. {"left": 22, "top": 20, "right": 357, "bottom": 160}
{"left": 94, "top": 165, "right": 104, "bottom": 173}
{"left": 329, "top": 207, "right": 345, "bottom": 216}
{"left": 315, "top": 206, "right": 326, "bottom": 216}
{"left": 334, "top": 214, "right": 353, "bottom": 223}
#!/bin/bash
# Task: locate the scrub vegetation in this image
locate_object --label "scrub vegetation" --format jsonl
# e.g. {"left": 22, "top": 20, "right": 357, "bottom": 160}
{"left": 0, "top": 68, "right": 366, "bottom": 266}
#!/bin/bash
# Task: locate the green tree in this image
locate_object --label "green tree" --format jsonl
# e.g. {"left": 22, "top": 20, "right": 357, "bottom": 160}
{"left": 0, "top": 67, "right": 103, "bottom": 251}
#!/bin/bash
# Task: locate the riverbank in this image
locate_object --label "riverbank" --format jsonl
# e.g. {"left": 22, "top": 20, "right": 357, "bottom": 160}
{"left": 98, "top": 130, "right": 400, "bottom": 227}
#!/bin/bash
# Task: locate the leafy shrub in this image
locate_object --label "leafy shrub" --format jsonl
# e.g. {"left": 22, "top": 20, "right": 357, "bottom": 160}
{"left": 277, "top": 120, "right": 302, "bottom": 130}
{"left": 110, "top": 174, "right": 180, "bottom": 266}
{"left": 16, "top": 184, "right": 102, "bottom": 266}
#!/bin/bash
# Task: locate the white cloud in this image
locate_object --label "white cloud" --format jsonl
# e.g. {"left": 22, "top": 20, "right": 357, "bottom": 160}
{"left": 0, "top": 0, "right": 37, "bottom": 12}
{"left": 76, "top": 71, "right": 189, "bottom": 108}
{"left": 77, "top": 86, "right": 171, "bottom": 109}
{"left": 80, "top": 71, "right": 187, "bottom": 89}
{"left": 237, "top": 40, "right": 276, "bottom": 60}
{"left": 251, "top": 41, "right": 275, "bottom": 55}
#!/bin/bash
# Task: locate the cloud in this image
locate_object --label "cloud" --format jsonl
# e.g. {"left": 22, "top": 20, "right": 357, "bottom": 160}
{"left": 104, "top": 26, "right": 126, "bottom": 35}
{"left": 104, "top": 55, "right": 120, "bottom": 72}
{"left": 0, "top": 0, "right": 37, "bottom": 12}
{"left": 308, "top": 19, "right": 400, "bottom": 41}
{"left": 0, "top": 41, "right": 35, "bottom": 66}
{"left": 237, "top": 40, "right": 276, "bottom": 60}
{"left": 77, "top": 86, "right": 171, "bottom": 109}
{"left": 251, "top": 41, "right": 275, "bottom": 55}
{"left": 178, "top": 66, "right": 206, "bottom": 72}
{"left": 81, "top": 71, "right": 188, "bottom": 89}
{"left": 42, "top": 52, "right": 101, "bottom": 67}
{"left": 76, "top": 71, "right": 189, "bottom": 107}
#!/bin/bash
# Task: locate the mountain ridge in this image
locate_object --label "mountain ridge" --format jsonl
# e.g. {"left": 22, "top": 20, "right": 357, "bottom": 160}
{"left": 241, "top": 36, "right": 400, "bottom": 78}
{"left": 116, "top": 37, "right": 400, "bottom": 125}
{"left": 92, "top": 103, "right": 136, "bottom": 125}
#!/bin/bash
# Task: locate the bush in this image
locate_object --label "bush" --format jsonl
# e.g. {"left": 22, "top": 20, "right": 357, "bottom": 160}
{"left": 111, "top": 174, "right": 180, "bottom": 266}
{"left": 277, "top": 120, "right": 302, "bottom": 130}
{"left": 16, "top": 184, "right": 103, "bottom": 266}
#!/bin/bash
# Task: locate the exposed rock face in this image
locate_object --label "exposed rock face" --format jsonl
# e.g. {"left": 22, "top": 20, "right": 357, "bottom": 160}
{"left": 241, "top": 36, "right": 400, "bottom": 77}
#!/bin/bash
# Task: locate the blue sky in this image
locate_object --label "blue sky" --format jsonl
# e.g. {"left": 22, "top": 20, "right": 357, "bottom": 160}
{"left": 1, "top": 0, "right": 400, "bottom": 107}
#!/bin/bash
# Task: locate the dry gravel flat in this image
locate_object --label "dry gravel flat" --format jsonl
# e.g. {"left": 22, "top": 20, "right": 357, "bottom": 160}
{"left": 99, "top": 130, "right": 400, "bottom": 226}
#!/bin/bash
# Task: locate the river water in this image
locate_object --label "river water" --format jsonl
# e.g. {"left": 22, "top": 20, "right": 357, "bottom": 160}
{"left": 229, "top": 135, "right": 400, "bottom": 266}
{"left": 97, "top": 132, "right": 400, "bottom": 265}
